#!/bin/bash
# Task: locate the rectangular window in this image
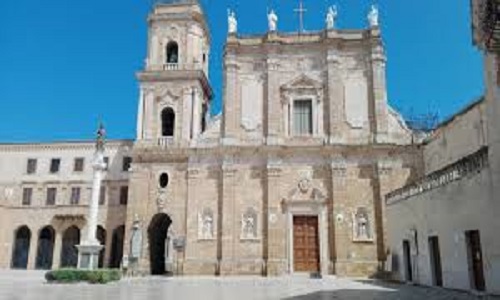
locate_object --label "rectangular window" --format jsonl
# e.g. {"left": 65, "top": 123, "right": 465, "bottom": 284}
{"left": 293, "top": 99, "right": 313, "bottom": 136}
{"left": 26, "top": 159, "right": 37, "bottom": 174}
{"left": 122, "top": 156, "right": 132, "bottom": 172}
{"left": 103, "top": 157, "right": 109, "bottom": 171}
{"left": 22, "top": 188, "right": 33, "bottom": 206}
{"left": 99, "top": 186, "right": 106, "bottom": 205}
{"left": 119, "top": 186, "right": 128, "bottom": 205}
{"left": 50, "top": 158, "right": 61, "bottom": 174}
{"left": 46, "top": 187, "right": 57, "bottom": 206}
{"left": 70, "top": 187, "right": 81, "bottom": 205}
{"left": 74, "top": 158, "right": 85, "bottom": 172}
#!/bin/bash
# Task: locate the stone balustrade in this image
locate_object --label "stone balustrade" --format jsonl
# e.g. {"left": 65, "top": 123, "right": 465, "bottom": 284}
{"left": 386, "top": 147, "right": 489, "bottom": 205}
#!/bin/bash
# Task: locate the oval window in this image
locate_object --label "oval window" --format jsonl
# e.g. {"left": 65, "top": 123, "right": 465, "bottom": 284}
{"left": 159, "top": 173, "right": 169, "bottom": 188}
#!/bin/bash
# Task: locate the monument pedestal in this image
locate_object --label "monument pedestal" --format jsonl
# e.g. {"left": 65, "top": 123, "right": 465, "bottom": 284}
{"left": 77, "top": 243, "right": 103, "bottom": 270}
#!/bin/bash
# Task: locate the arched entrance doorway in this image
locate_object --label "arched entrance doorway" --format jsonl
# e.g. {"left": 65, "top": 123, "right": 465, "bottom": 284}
{"left": 148, "top": 213, "right": 172, "bottom": 275}
{"left": 109, "top": 225, "right": 124, "bottom": 269}
{"left": 11, "top": 226, "right": 31, "bottom": 269}
{"left": 60, "top": 226, "right": 80, "bottom": 268}
{"left": 96, "top": 226, "right": 106, "bottom": 268}
{"left": 35, "top": 226, "right": 55, "bottom": 270}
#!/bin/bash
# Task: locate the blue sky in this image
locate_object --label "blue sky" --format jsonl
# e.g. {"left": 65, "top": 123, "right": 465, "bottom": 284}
{"left": 0, "top": 0, "right": 484, "bottom": 142}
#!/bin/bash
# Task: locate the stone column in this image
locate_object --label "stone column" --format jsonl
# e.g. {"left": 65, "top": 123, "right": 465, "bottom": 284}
{"left": 370, "top": 30, "right": 389, "bottom": 143}
{"left": 52, "top": 231, "right": 63, "bottom": 269}
{"left": 330, "top": 158, "right": 349, "bottom": 275}
{"left": 220, "top": 161, "right": 237, "bottom": 275}
{"left": 265, "top": 162, "right": 286, "bottom": 275}
{"left": 28, "top": 231, "right": 38, "bottom": 270}
{"left": 136, "top": 88, "right": 145, "bottom": 140}
{"left": 327, "top": 50, "right": 346, "bottom": 144}
{"left": 222, "top": 52, "right": 239, "bottom": 144}
{"left": 265, "top": 56, "right": 283, "bottom": 145}
{"left": 77, "top": 138, "right": 106, "bottom": 270}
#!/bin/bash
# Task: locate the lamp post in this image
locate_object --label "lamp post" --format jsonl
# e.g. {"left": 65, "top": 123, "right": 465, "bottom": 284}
{"left": 76, "top": 123, "right": 106, "bottom": 270}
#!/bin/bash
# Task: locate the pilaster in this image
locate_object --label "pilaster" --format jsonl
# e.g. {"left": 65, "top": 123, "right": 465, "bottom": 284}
{"left": 219, "top": 161, "right": 238, "bottom": 275}
{"left": 265, "top": 161, "right": 286, "bottom": 275}
{"left": 330, "top": 157, "right": 348, "bottom": 274}
{"left": 265, "top": 56, "right": 284, "bottom": 145}
{"left": 327, "top": 50, "right": 347, "bottom": 144}
{"left": 370, "top": 33, "right": 389, "bottom": 143}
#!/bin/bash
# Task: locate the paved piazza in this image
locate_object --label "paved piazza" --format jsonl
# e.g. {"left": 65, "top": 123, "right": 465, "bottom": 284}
{"left": 0, "top": 271, "right": 498, "bottom": 300}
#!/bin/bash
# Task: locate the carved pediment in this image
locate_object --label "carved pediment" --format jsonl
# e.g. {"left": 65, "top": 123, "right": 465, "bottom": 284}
{"left": 282, "top": 74, "right": 323, "bottom": 91}
{"left": 283, "top": 172, "right": 326, "bottom": 205}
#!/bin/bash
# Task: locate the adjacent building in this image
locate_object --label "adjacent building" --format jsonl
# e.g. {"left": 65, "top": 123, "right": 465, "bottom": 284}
{"left": 385, "top": 0, "right": 500, "bottom": 294}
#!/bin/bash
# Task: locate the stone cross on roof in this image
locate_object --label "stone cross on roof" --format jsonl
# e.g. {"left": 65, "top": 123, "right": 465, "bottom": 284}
{"left": 294, "top": 0, "right": 307, "bottom": 33}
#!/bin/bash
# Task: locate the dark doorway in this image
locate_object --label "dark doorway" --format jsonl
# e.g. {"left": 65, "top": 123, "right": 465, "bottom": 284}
{"left": 403, "top": 240, "right": 413, "bottom": 282}
{"left": 466, "top": 230, "right": 485, "bottom": 291}
{"left": 35, "top": 226, "right": 55, "bottom": 270}
{"left": 96, "top": 226, "right": 106, "bottom": 268}
{"left": 428, "top": 236, "right": 443, "bottom": 286}
{"left": 166, "top": 41, "right": 179, "bottom": 64}
{"left": 60, "top": 226, "right": 80, "bottom": 268}
{"left": 161, "top": 108, "right": 175, "bottom": 137}
{"left": 11, "top": 226, "right": 31, "bottom": 269}
{"left": 109, "top": 225, "right": 125, "bottom": 269}
{"left": 148, "top": 213, "right": 172, "bottom": 275}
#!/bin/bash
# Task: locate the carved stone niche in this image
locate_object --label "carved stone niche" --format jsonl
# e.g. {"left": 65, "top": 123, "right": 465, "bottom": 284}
{"left": 240, "top": 207, "right": 259, "bottom": 241}
{"left": 352, "top": 207, "right": 373, "bottom": 243}
{"left": 198, "top": 208, "right": 215, "bottom": 241}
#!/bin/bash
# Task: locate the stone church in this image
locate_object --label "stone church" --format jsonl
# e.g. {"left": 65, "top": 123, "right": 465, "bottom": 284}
{"left": 0, "top": 0, "right": 421, "bottom": 277}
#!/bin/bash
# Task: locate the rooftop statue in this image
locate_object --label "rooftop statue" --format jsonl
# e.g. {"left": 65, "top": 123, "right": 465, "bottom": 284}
{"left": 368, "top": 5, "right": 379, "bottom": 27}
{"left": 326, "top": 5, "right": 338, "bottom": 30}
{"left": 268, "top": 9, "right": 278, "bottom": 32}
{"left": 228, "top": 9, "right": 237, "bottom": 35}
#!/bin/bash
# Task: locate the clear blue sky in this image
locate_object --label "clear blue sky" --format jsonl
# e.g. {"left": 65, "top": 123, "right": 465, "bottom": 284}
{"left": 0, "top": 0, "right": 484, "bottom": 142}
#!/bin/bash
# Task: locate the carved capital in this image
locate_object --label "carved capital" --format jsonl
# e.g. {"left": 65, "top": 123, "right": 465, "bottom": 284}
{"left": 187, "top": 168, "right": 201, "bottom": 179}
{"left": 266, "top": 165, "right": 282, "bottom": 178}
{"left": 331, "top": 159, "right": 347, "bottom": 177}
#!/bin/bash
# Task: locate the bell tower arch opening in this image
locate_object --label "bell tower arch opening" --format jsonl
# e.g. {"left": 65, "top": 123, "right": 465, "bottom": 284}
{"left": 136, "top": 0, "right": 213, "bottom": 142}
{"left": 148, "top": 213, "right": 172, "bottom": 275}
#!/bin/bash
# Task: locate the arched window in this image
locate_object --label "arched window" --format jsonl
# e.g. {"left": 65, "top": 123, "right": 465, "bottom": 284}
{"left": 161, "top": 108, "right": 175, "bottom": 137}
{"left": 166, "top": 41, "right": 179, "bottom": 64}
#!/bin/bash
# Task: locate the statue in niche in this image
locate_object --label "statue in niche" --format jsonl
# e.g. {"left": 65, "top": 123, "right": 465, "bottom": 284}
{"left": 354, "top": 208, "right": 371, "bottom": 240}
{"left": 227, "top": 9, "right": 237, "bottom": 34}
{"left": 367, "top": 5, "right": 379, "bottom": 27}
{"left": 130, "top": 214, "right": 143, "bottom": 259}
{"left": 241, "top": 208, "right": 257, "bottom": 239}
{"left": 268, "top": 9, "right": 278, "bottom": 32}
{"left": 199, "top": 209, "right": 214, "bottom": 239}
{"left": 326, "top": 5, "right": 337, "bottom": 30}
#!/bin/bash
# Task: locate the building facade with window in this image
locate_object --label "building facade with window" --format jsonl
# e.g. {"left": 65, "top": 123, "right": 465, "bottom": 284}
{"left": 126, "top": 0, "right": 419, "bottom": 278}
{"left": 0, "top": 140, "right": 133, "bottom": 270}
{"left": 385, "top": 0, "right": 500, "bottom": 295}
{"left": 4, "top": 0, "right": 486, "bottom": 280}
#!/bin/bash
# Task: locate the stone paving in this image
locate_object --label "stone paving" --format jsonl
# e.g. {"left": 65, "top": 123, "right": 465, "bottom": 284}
{"left": 0, "top": 270, "right": 498, "bottom": 300}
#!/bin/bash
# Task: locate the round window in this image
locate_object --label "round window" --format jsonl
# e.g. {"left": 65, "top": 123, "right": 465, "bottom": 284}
{"left": 159, "top": 173, "right": 169, "bottom": 188}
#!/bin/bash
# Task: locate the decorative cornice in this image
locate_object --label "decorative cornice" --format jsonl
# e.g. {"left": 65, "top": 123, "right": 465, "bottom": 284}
{"left": 386, "top": 147, "right": 489, "bottom": 205}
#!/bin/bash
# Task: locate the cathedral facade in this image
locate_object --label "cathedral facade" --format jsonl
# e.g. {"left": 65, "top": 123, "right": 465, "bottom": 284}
{"left": 0, "top": 0, "right": 421, "bottom": 277}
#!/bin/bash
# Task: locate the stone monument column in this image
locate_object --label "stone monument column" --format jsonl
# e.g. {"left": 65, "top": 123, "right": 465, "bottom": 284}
{"left": 77, "top": 124, "right": 106, "bottom": 270}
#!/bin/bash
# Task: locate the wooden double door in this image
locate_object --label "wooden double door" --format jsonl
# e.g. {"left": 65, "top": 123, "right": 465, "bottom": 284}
{"left": 293, "top": 216, "right": 320, "bottom": 273}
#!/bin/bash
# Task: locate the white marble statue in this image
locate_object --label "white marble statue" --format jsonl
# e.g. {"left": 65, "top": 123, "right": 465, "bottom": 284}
{"left": 326, "top": 5, "right": 337, "bottom": 30}
{"left": 268, "top": 9, "right": 278, "bottom": 32}
{"left": 200, "top": 211, "right": 214, "bottom": 239}
{"left": 228, "top": 9, "right": 237, "bottom": 34}
{"left": 368, "top": 5, "right": 379, "bottom": 27}
{"left": 242, "top": 210, "right": 257, "bottom": 239}
{"left": 356, "top": 213, "right": 369, "bottom": 239}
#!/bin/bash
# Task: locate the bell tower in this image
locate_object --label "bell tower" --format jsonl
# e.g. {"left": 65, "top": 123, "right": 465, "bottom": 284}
{"left": 136, "top": 0, "right": 212, "bottom": 146}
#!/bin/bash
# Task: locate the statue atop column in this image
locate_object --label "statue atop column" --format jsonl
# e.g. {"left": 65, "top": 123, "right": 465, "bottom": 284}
{"left": 95, "top": 122, "right": 106, "bottom": 153}
{"left": 326, "top": 5, "right": 337, "bottom": 30}
{"left": 368, "top": 5, "right": 379, "bottom": 27}
{"left": 268, "top": 9, "right": 278, "bottom": 32}
{"left": 227, "top": 9, "right": 237, "bottom": 35}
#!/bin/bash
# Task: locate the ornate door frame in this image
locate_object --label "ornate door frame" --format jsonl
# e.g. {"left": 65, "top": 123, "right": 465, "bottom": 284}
{"left": 283, "top": 191, "right": 329, "bottom": 275}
